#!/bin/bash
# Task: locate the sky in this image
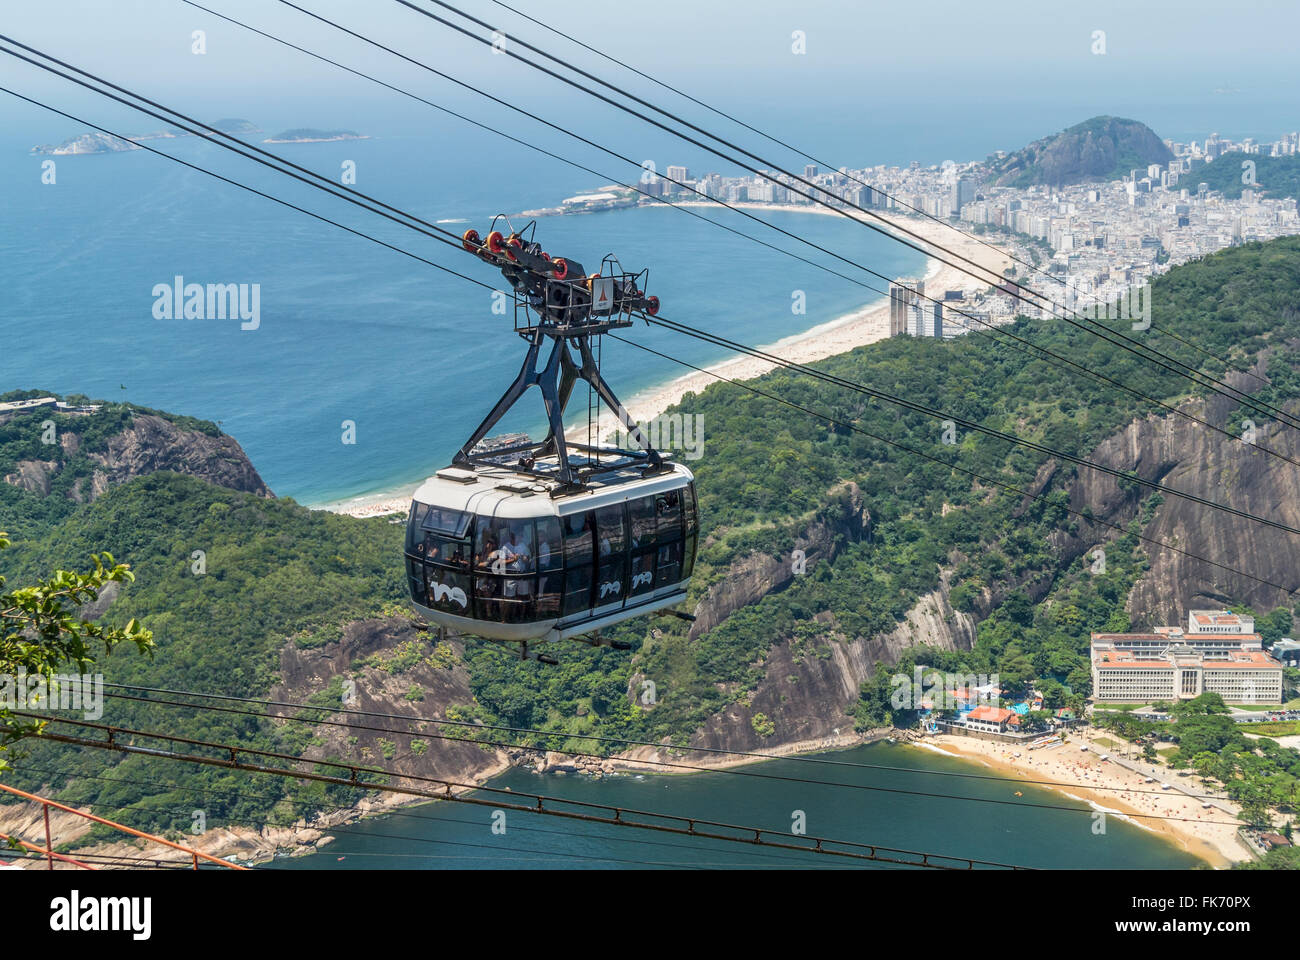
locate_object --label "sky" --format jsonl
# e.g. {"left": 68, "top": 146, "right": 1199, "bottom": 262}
{"left": 1, "top": 0, "right": 1298, "bottom": 170}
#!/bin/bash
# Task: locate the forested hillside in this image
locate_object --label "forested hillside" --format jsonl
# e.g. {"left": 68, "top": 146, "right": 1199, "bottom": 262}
{"left": 1191, "top": 153, "right": 1300, "bottom": 200}
{"left": 4, "top": 237, "right": 1300, "bottom": 838}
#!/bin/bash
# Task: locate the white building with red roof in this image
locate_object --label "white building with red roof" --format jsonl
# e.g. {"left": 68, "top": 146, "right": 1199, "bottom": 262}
{"left": 1091, "top": 610, "right": 1282, "bottom": 703}
{"left": 963, "top": 706, "right": 1020, "bottom": 733}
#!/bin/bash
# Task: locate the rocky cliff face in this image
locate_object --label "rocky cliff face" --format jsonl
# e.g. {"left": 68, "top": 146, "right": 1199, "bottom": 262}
{"left": 987, "top": 116, "right": 1173, "bottom": 188}
{"left": 688, "top": 482, "right": 872, "bottom": 641}
{"left": 682, "top": 600, "right": 974, "bottom": 756}
{"left": 672, "top": 482, "right": 975, "bottom": 754}
{"left": 273, "top": 616, "right": 507, "bottom": 788}
{"left": 87, "top": 414, "right": 272, "bottom": 499}
{"left": 1063, "top": 372, "right": 1300, "bottom": 623}
{"left": 667, "top": 366, "right": 1300, "bottom": 755}
{"left": 4, "top": 413, "right": 272, "bottom": 501}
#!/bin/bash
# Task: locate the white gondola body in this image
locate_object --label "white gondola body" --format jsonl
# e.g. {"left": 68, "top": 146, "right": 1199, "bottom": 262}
{"left": 405, "top": 460, "right": 697, "bottom": 642}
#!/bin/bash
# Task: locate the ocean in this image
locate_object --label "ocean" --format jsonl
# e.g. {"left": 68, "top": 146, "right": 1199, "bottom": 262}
{"left": 0, "top": 129, "right": 923, "bottom": 505}
{"left": 269, "top": 741, "right": 1205, "bottom": 870}
{"left": 4, "top": 90, "right": 1297, "bottom": 507}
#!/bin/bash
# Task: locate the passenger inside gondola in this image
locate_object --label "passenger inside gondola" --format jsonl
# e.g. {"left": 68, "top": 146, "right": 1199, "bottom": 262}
{"left": 406, "top": 473, "right": 697, "bottom": 630}
{"left": 628, "top": 495, "right": 655, "bottom": 548}
{"left": 475, "top": 536, "right": 501, "bottom": 618}
{"left": 503, "top": 524, "right": 534, "bottom": 571}
{"left": 538, "top": 521, "right": 560, "bottom": 566}
{"left": 535, "top": 517, "right": 562, "bottom": 617}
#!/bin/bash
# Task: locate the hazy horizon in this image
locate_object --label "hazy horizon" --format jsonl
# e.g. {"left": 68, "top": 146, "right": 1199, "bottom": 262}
{"left": 2, "top": 0, "right": 1298, "bottom": 172}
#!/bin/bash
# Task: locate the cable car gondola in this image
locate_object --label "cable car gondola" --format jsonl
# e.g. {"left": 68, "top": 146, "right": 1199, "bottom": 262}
{"left": 405, "top": 218, "right": 696, "bottom": 660}
{"left": 405, "top": 459, "right": 697, "bottom": 647}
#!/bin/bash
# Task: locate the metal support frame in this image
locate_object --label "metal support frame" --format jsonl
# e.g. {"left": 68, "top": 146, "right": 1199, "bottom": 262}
{"left": 0, "top": 780, "right": 246, "bottom": 870}
{"left": 453, "top": 328, "right": 663, "bottom": 488}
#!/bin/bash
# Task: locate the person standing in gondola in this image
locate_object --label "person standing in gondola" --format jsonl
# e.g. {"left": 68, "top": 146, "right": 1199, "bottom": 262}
{"left": 476, "top": 536, "right": 502, "bottom": 618}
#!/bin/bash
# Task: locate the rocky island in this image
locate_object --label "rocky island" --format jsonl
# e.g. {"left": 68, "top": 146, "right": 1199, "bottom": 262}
{"left": 30, "top": 119, "right": 261, "bottom": 155}
{"left": 264, "top": 128, "right": 368, "bottom": 143}
{"left": 30, "top": 132, "right": 141, "bottom": 156}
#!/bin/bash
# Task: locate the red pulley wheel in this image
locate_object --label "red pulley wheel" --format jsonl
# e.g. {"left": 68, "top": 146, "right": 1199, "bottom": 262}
{"left": 646, "top": 295, "right": 660, "bottom": 316}
{"left": 486, "top": 230, "right": 505, "bottom": 254}
{"left": 552, "top": 258, "right": 569, "bottom": 280}
{"left": 461, "top": 229, "right": 481, "bottom": 254}
{"left": 505, "top": 235, "right": 522, "bottom": 262}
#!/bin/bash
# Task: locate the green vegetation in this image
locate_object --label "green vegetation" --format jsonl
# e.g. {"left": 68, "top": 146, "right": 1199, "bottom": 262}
{"left": 1245, "top": 721, "right": 1300, "bottom": 737}
{"left": 0, "top": 474, "right": 400, "bottom": 831}
{"left": 0, "top": 391, "right": 221, "bottom": 536}
{"left": 466, "top": 238, "right": 1300, "bottom": 754}
{"left": 1237, "top": 845, "right": 1300, "bottom": 869}
{"left": 1095, "top": 694, "right": 1300, "bottom": 827}
{"left": 0, "top": 531, "right": 153, "bottom": 774}
{"left": 4, "top": 237, "right": 1300, "bottom": 839}
{"left": 1191, "top": 153, "right": 1300, "bottom": 200}
{"left": 987, "top": 116, "right": 1173, "bottom": 188}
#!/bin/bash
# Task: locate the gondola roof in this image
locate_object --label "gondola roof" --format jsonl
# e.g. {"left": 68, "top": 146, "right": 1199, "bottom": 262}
{"left": 411, "top": 456, "right": 694, "bottom": 519}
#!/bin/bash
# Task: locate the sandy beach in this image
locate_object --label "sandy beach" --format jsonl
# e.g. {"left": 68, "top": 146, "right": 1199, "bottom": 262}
{"left": 922, "top": 726, "right": 1252, "bottom": 868}
{"left": 321, "top": 207, "right": 1014, "bottom": 518}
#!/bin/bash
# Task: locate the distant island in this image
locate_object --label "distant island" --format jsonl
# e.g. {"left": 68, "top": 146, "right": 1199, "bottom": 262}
{"left": 30, "top": 132, "right": 140, "bottom": 156}
{"left": 30, "top": 118, "right": 261, "bottom": 156}
{"left": 210, "top": 118, "right": 260, "bottom": 134}
{"left": 263, "top": 128, "right": 368, "bottom": 144}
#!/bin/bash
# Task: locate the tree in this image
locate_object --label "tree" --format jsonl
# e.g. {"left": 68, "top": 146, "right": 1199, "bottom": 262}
{"left": 1021, "top": 709, "right": 1052, "bottom": 733}
{"left": 1066, "top": 665, "right": 1092, "bottom": 697}
{"left": 1038, "top": 678, "right": 1067, "bottom": 709}
{"left": 1237, "top": 845, "right": 1300, "bottom": 870}
{"left": 1236, "top": 791, "right": 1273, "bottom": 830}
{"left": 1191, "top": 751, "right": 1220, "bottom": 786}
{"left": 1174, "top": 713, "right": 1241, "bottom": 758}
{"left": 1173, "top": 692, "right": 1228, "bottom": 717}
{"left": 0, "top": 531, "right": 153, "bottom": 773}
{"left": 1257, "top": 607, "right": 1294, "bottom": 647}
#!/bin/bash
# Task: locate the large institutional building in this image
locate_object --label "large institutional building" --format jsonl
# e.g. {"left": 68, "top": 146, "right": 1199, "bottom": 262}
{"left": 1091, "top": 610, "right": 1285, "bottom": 704}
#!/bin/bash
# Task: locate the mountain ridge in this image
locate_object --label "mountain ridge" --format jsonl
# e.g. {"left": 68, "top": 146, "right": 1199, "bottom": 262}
{"left": 986, "top": 115, "right": 1174, "bottom": 188}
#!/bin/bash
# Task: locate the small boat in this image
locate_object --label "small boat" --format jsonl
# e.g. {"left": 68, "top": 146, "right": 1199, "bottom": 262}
{"left": 1014, "top": 791, "right": 1023, "bottom": 797}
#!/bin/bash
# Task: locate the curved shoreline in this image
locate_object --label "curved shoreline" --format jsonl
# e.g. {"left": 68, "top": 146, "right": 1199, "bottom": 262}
{"left": 313, "top": 208, "right": 1011, "bottom": 517}
{"left": 253, "top": 726, "right": 1225, "bottom": 869}
{"left": 920, "top": 731, "right": 1250, "bottom": 868}
{"left": 15, "top": 725, "right": 1227, "bottom": 869}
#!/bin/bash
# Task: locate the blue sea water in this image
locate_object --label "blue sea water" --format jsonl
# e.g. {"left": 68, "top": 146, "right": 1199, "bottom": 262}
{"left": 0, "top": 130, "right": 923, "bottom": 504}
{"left": 2, "top": 89, "right": 1297, "bottom": 506}
{"left": 271, "top": 741, "right": 1204, "bottom": 870}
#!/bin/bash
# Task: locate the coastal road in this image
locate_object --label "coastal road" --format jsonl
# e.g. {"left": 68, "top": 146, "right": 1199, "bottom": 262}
{"left": 1077, "top": 728, "right": 1237, "bottom": 816}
